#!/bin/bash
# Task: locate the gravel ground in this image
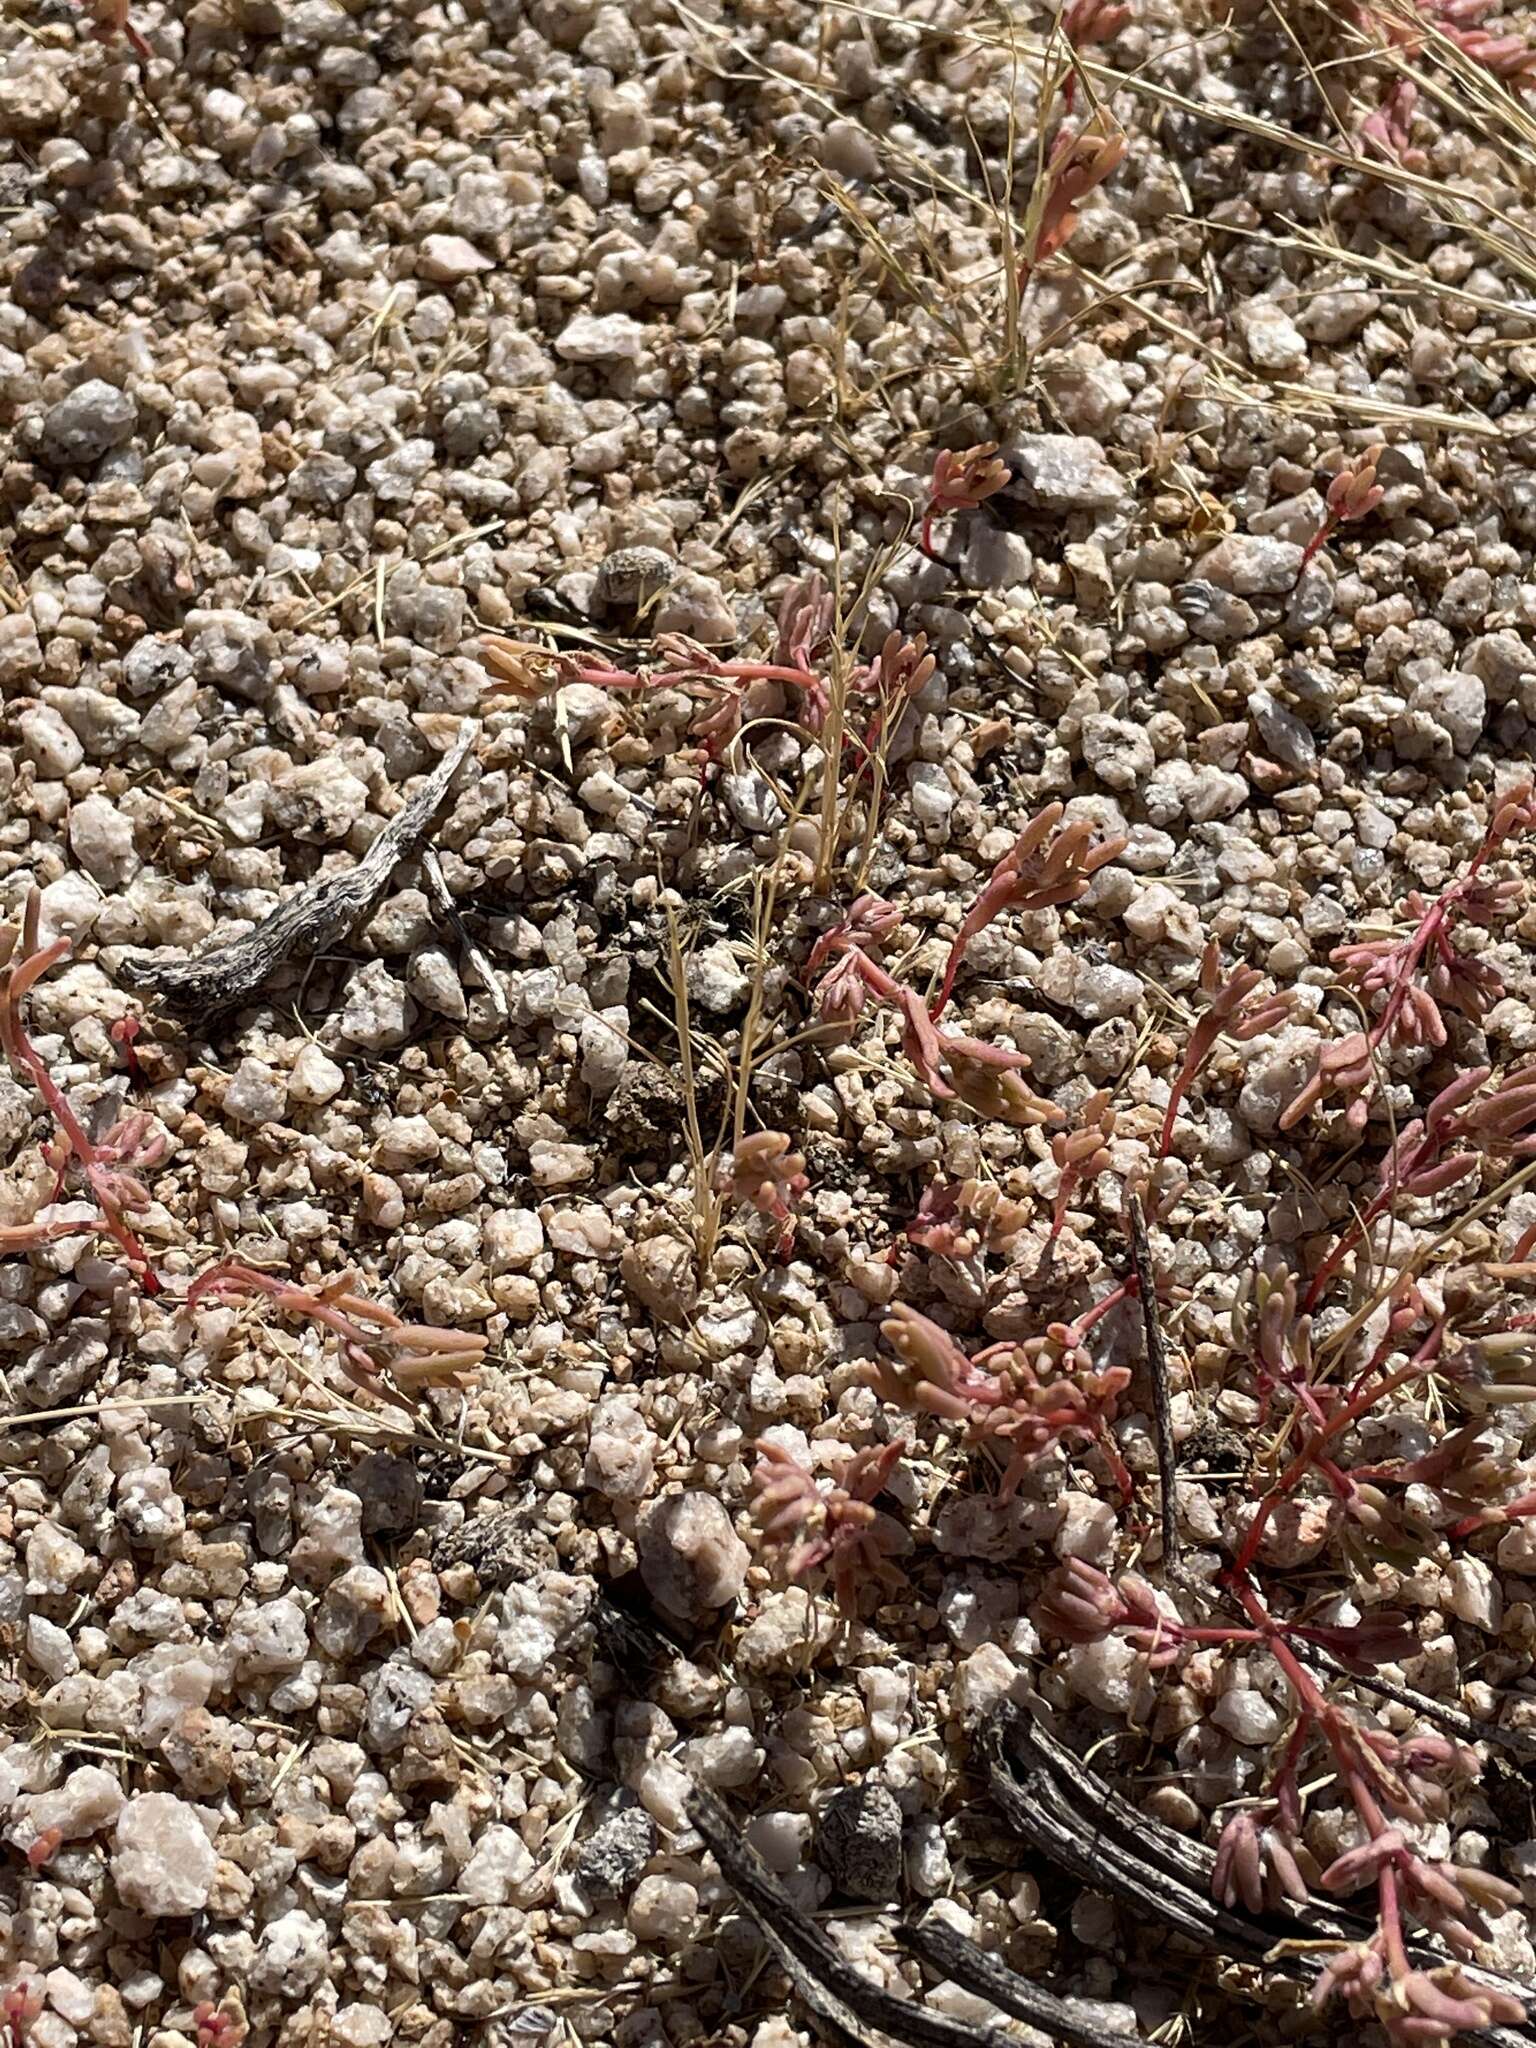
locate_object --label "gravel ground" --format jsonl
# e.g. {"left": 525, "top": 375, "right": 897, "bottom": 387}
{"left": 5, "top": 1, "right": 1536, "bottom": 2045}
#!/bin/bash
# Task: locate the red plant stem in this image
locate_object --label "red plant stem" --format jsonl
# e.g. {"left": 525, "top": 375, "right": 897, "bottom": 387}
{"left": 1, "top": 944, "right": 162, "bottom": 1291}
{"left": 1229, "top": 1582, "right": 1427, "bottom": 2006}
{"left": 1175, "top": 1624, "right": 1267, "bottom": 1645}
{"left": 930, "top": 929, "right": 971, "bottom": 1022}
{"left": 1304, "top": 1144, "right": 1448, "bottom": 1311}
{"left": 572, "top": 662, "right": 647, "bottom": 689}
{"left": 1302, "top": 1239, "right": 1355, "bottom": 1316}
{"left": 1334, "top": 1338, "right": 1442, "bottom": 1429}
{"left": 1296, "top": 513, "right": 1338, "bottom": 572}
{"left": 189, "top": 1267, "right": 376, "bottom": 1354}
{"left": 1093, "top": 1416, "right": 1135, "bottom": 1506}
{"left": 1270, "top": 1711, "right": 1311, "bottom": 1829}
{"left": 1449, "top": 1484, "right": 1536, "bottom": 1539}
{"left": 1234, "top": 1587, "right": 1381, "bottom": 1816}
{"left": 1158, "top": 1023, "right": 1222, "bottom": 1158}
{"left": 1377, "top": 1858, "right": 1412, "bottom": 1981}
{"left": 1235, "top": 1488, "right": 1289, "bottom": 1576}
{"left": 577, "top": 657, "right": 816, "bottom": 695}
{"left": 1158, "top": 1078, "right": 1188, "bottom": 1161}
{"left": 714, "top": 661, "right": 819, "bottom": 688}
{"left": 1072, "top": 1279, "right": 1132, "bottom": 1339}
{"left": 1303, "top": 1181, "right": 1395, "bottom": 1312}
{"left": 1342, "top": 1317, "right": 1412, "bottom": 1407}
{"left": 976, "top": 1283, "right": 1133, "bottom": 1370}
{"left": 1236, "top": 1352, "right": 1443, "bottom": 1572}
{"left": 1301, "top": 812, "right": 1521, "bottom": 1311}
{"left": 112, "top": 1017, "right": 145, "bottom": 1087}
{"left": 3, "top": 941, "right": 88, "bottom": 1147}
{"left": 1370, "top": 911, "right": 1447, "bottom": 1050}
{"left": 843, "top": 949, "right": 901, "bottom": 1004}
{"left": 919, "top": 492, "right": 970, "bottom": 559}
{"left": 1232, "top": 1582, "right": 1327, "bottom": 1707}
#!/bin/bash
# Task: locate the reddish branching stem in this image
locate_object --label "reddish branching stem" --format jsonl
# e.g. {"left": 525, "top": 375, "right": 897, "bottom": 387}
{"left": 749, "top": 1438, "right": 906, "bottom": 1612}
{"left": 1037, "top": 1559, "right": 1523, "bottom": 2042}
{"left": 1300, "top": 1061, "right": 1536, "bottom": 1310}
{"left": 1446, "top": 21, "right": 1536, "bottom": 82}
{"left": 1021, "top": 111, "right": 1127, "bottom": 283}
{"left": 921, "top": 444, "right": 1010, "bottom": 555}
{"left": 1031, "top": 1202, "right": 1536, "bottom": 2042}
{"left": 0, "top": 891, "right": 165, "bottom": 1292}
{"left": 1159, "top": 940, "right": 1293, "bottom": 1157}
{"left": 1058, "top": 0, "right": 1130, "bottom": 110}
{"left": 1285, "top": 782, "right": 1536, "bottom": 1132}
{"left": 872, "top": 1303, "right": 1132, "bottom": 1499}
{"left": 898, "top": 1177, "right": 1031, "bottom": 1262}
{"left": 722, "top": 1132, "right": 809, "bottom": 1258}
{"left": 810, "top": 894, "right": 1061, "bottom": 1126}
{"left": 930, "top": 803, "right": 1127, "bottom": 1020}
{"left": 110, "top": 1014, "right": 146, "bottom": 1088}
{"left": 1359, "top": 78, "right": 1426, "bottom": 170}
{"left": 188, "top": 1261, "right": 485, "bottom": 1410}
{"left": 484, "top": 575, "right": 934, "bottom": 771}
{"left": 1049, "top": 1088, "right": 1116, "bottom": 1241}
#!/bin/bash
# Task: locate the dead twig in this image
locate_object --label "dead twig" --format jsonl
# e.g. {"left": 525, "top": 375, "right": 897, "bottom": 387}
{"left": 1127, "top": 1193, "right": 1179, "bottom": 1571}
{"left": 894, "top": 1920, "right": 1152, "bottom": 2048}
{"left": 1298, "top": 1641, "right": 1536, "bottom": 1763}
{"left": 420, "top": 846, "right": 509, "bottom": 1026}
{"left": 983, "top": 1706, "right": 1536, "bottom": 2045}
{"left": 119, "top": 722, "right": 478, "bottom": 1013}
{"left": 688, "top": 1782, "right": 1137, "bottom": 2048}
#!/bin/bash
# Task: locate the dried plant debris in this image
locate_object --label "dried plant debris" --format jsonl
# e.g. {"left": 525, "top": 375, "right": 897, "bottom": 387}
{"left": 117, "top": 720, "right": 478, "bottom": 1012}
{"left": 982, "top": 1708, "right": 1536, "bottom": 2048}
{"left": 10, "top": 2, "right": 1536, "bottom": 2047}
{"left": 689, "top": 1777, "right": 1140, "bottom": 2048}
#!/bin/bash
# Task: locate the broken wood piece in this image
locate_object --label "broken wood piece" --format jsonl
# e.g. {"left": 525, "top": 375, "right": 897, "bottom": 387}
{"left": 120, "top": 722, "right": 478, "bottom": 1013}
{"left": 1126, "top": 1193, "right": 1178, "bottom": 1570}
{"left": 420, "top": 845, "right": 508, "bottom": 1026}
{"left": 894, "top": 1921, "right": 1145, "bottom": 2048}
{"left": 689, "top": 1781, "right": 1136, "bottom": 2048}
{"left": 984, "top": 1706, "right": 1536, "bottom": 2046}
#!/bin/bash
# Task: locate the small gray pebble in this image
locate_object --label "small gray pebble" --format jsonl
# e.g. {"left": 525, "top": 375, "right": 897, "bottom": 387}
{"left": 36, "top": 379, "right": 136, "bottom": 469}
{"left": 574, "top": 1801, "right": 657, "bottom": 1898}
{"left": 351, "top": 1452, "right": 423, "bottom": 1538}
{"left": 595, "top": 546, "right": 679, "bottom": 611}
{"left": 1175, "top": 580, "right": 1258, "bottom": 643}
{"left": 815, "top": 1780, "right": 903, "bottom": 1903}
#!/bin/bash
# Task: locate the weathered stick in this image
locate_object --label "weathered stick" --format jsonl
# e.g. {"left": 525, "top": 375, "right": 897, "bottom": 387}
{"left": 894, "top": 1921, "right": 1146, "bottom": 2048}
{"left": 120, "top": 721, "right": 478, "bottom": 1013}
{"left": 984, "top": 1706, "right": 1536, "bottom": 2045}
{"left": 1126, "top": 1193, "right": 1179, "bottom": 1569}
{"left": 689, "top": 1782, "right": 1134, "bottom": 2048}
{"left": 420, "top": 846, "right": 508, "bottom": 1026}
{"left": 695, "top": 1710, "right": 1535, "bottom": 2048}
